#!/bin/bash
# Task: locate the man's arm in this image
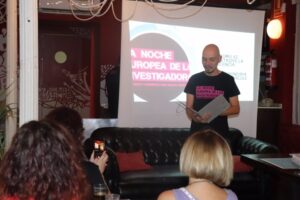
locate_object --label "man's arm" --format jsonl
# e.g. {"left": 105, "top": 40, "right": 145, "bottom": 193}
{"left": 220, "top": 95, "right": 240, "bottom": 116}
{"left": 185, "top": 93, "right": 195, "bottom": 121}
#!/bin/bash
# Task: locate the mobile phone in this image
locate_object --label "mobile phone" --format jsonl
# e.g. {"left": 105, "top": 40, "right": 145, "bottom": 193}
{"left": 94, "top": 140, "right": 105, "bottom": 158}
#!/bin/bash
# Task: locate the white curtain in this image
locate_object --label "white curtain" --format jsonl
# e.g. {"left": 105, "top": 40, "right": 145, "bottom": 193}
{"left": 293, "top": 1, "right": 300, "bottom": 124}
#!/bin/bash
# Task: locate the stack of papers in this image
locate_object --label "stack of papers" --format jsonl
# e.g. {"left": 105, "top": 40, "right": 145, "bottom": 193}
{"left": 260, "top": 158, "right": 300, "bottom": 169}
{"left": 290, "top": 153, "right": 300, "bottom": 166}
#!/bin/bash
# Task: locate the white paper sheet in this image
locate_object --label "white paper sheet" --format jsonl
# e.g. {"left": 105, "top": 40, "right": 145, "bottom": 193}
{"left": 177, "top": 95, "right": 230, "bottom": 123}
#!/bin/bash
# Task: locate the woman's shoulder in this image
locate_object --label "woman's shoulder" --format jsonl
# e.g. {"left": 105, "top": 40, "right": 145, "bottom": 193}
{"left": 157, "top": 190, "right": 176, "bottom": 200}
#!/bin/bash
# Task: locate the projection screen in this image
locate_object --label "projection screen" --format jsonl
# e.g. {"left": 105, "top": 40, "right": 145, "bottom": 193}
{"left": 118, "top": 0, "right": 265, "bottom": 137}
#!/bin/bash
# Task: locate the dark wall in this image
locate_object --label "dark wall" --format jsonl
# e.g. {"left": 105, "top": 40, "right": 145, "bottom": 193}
{"left": 268, "top": 1, "right": 299, "bottom": 152}
{"left": 39, "top": 0, "right": 122, "bottom": 118}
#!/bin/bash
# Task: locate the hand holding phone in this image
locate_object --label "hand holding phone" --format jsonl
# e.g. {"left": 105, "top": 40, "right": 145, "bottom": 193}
{"left": 94, "top": 140, "right": 105, "bottom": 158}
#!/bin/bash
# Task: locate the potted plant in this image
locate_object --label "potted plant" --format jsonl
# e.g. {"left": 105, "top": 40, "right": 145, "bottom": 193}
{"left": 0, "top": 89, "right": 14, "bottom": 160}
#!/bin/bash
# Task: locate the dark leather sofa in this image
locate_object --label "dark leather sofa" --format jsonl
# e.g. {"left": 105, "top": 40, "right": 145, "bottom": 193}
{"left": 84, "top": 127, "right": 279, "bottom": 200}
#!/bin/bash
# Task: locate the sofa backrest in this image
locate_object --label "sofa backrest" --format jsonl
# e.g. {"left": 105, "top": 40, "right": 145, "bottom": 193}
{"left": 87, "top": 127, "right": 190, "bottom": 165}
{"left": 85, "top": 127, "right": 248, "bottom": 165}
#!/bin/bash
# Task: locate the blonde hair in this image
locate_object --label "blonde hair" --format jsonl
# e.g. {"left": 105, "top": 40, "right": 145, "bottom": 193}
{"left": 180, "top": 129, "right": 233, "bottom": 186}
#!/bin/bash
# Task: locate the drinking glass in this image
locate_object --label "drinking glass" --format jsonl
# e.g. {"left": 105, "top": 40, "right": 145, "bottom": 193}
{"left": 93, "top": 183, "right": 109, "bottom": 200}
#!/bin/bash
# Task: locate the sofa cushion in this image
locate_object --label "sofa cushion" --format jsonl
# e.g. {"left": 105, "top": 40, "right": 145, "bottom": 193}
{"left": 119, "top": 165, "right": 188, "bottom": 199}
{"left": 233, "top": 155, "right": 253, "bottom": 173}
{"left": 116, "top": 151, "right": 152, "bottom": 172}
{"left": 120, "top": 165, "right": 184, "bottom": 180}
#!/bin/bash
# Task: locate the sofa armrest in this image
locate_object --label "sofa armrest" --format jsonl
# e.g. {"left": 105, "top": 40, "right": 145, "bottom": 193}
{"left": 226, "top": 128, "right": 243, "bottom": 155}
{"left": 237, "top": 136, "right": 279, "bottom": 154}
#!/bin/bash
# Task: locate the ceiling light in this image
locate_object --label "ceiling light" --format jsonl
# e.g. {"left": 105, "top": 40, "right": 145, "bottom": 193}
{"left": 267, "top": 19, "right": 282, "bottom": 39}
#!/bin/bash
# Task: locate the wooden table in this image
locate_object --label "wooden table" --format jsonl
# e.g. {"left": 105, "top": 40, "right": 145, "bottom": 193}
{"left": 241, "top": 154, "right": 300, "bottom": 200}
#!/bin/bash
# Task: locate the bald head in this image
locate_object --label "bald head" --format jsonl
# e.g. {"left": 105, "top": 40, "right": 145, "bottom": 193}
{"left": 202, "top": 44, "right": 222, "bottom": 76}
{"left": 203, "top": 44, "right": 220, "bottom": 57}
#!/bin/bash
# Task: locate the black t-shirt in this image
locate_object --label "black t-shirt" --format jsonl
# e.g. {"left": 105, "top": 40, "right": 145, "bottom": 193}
{"left": 184, "top": 71, "right": 240, "bottom": 136}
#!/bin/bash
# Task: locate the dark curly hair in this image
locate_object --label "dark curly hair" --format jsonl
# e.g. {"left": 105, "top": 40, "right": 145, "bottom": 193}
{"left": 44, "top": 106, "right": 84, "bottom": 146}
{"left": 0, "top": 120, "right": 92, "bottom": 200}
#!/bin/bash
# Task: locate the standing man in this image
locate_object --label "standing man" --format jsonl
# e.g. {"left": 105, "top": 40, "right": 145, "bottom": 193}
{"left": 184, "top": 44, "right": 240, "bottom": 137}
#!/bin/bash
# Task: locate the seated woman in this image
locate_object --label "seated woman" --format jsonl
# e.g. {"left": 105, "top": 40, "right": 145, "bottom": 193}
{"left": 158, "top": 129, "right": 238, "bottom": 200}
{"left": 44, "top": 106, "right": 109, "bottom": 189}
{"left": 0, "top": 120, "right": 91, "bottom": 199}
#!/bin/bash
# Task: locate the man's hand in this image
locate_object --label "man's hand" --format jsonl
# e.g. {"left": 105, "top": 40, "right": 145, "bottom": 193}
{"left": 192, "top": 112, "right": 212, "bottom": 123}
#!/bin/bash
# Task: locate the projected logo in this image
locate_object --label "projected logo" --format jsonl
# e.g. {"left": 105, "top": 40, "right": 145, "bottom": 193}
{"left": 131, "top": 33, "right": 189, "bottom": 102}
